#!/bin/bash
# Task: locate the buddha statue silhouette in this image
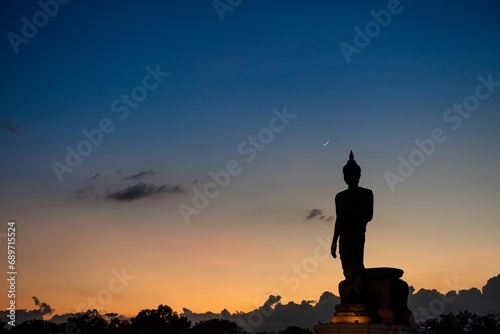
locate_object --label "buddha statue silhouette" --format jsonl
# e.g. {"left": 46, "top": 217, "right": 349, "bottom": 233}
{"left": 331, "top": 151, "right": 373, "bottom": 301}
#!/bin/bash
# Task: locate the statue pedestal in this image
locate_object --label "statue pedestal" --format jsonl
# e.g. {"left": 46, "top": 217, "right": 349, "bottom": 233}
{"left": 314, "top": 268, "right": 429, "bottom": 334}
{"left": 331, "top": 304, "right": 376, "bottom": 324}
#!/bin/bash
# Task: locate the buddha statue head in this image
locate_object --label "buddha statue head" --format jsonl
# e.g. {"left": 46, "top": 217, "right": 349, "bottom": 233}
{"left": 342, "top": 151, "right": 361, "bottom": 186}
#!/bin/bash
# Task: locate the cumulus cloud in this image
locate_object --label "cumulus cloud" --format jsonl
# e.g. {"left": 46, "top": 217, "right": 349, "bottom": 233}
{"left": 181, "top": 275, "right": 500, "bottom": 332}
{"left": 408, "top": 274, "right": 500, "bottom": 323}
{"left": 4, "top": 276, "right": 500, "bottom": 330}
{"left": 483, "top": 274, "right": 500, "bottom": 300}
{"left": 305, "top": 209, "right": 334, "bottom": 222}
{"left": 0, "top": 296, "right": 53, "bottom": 324}
{"left": 33, "top": 296, "right": 54, "bottom": 316}
{"left": 182, "top": 292, "right": 340, "bottom": 333}
{"left": 106, "top": 182, "right": 184, "bottom": 201}
{"left": 49, "top": 313, "right": 75, "bottom": 324}
{"left": 263, "top": 295, "right": 281, "bottom": 309}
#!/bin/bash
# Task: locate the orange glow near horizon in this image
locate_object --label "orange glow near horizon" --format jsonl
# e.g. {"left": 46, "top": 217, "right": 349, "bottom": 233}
{"left": 13, "top": 205, "right": 500, "bottom": 319}
{"left": 5, "top": 160, "right": 500, "bottom": 319}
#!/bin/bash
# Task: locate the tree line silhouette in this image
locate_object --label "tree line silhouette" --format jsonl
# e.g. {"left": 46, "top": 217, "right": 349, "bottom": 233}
{"left": 0, "top": 305, "right": 313, "bottom": 334}
{"left": 1, "top": 305, "right": 499, "bottom": 334}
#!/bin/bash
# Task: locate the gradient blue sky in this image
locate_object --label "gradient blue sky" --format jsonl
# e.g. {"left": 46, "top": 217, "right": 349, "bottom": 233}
{"left": 1, "top": 0, "right": 500, "bottom": 317}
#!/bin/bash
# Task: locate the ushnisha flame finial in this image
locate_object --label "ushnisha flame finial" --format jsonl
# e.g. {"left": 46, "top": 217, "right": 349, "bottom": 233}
{"left": 343, "top": 150, "right": 361, "bottom": 176}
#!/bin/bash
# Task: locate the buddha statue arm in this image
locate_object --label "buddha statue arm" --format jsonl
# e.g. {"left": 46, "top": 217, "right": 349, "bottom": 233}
{"left": 362, "top": 190, "right": 374, "bottom": 223}
{"left": 331, "top": 196, "right": 342, "bottom": 259}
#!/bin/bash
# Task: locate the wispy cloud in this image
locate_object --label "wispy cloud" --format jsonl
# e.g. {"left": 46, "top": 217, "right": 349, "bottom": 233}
{"left": 0, "top": 120, "right": 25, "bottom": 135}
{"left": 89, "top": 173, "right": 101, "bottom": 180}
{"left": 106, "top": 182, "right": 184, "bottom": 202}
{"left": 305, "top": 209, "right": 334, "bottom": 222}
{"left": 72, "top": 186, "right": 96, "bottom": 199}
{"left": 124, "top": 171, "right": 154, "bottom": 180}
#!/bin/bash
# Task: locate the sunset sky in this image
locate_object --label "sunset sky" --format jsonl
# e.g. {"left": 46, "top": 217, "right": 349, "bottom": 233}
{"left": 1, "top": 0, "right": 500, "bottom": 319}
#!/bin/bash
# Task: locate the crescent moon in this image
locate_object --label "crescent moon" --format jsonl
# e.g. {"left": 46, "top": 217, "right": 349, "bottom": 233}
{"left": 323, "top": 139, "right": 330, "bottom": 146}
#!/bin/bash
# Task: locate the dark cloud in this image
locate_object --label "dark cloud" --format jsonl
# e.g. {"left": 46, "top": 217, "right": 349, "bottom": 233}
{"left": 72, "top": 170, "right": 184, "bottom": 202}
{"left": 483, "top": 274, "right": 500, "bottom": 299}
{"left": 89, "top": 173, "right": 101, "bottom": 180}
{"left": 49, "top": 313, "right": 75, "bottom": 324}
{"left": 33, "top": 296, "right": 54, "bottom": 316}
{"left": 4, "top": 276, "right": 500, "bottom": 330}
{"left": 263, "top": 295, "right": 281, "bottom": 309}
{"left": 408, "top": 275, "right": 500, "bottom": 323}
{"left": 182, "top": 292, "right": 340, "bottom": 333}
{"left": 124, "top": 171, "right": 154, "bottom": 180}
{"left": 220, "top": 309, "right": 231, "bottom": 318}
{"left": 305, "top": 209, "right": 323, "bottom": 220}
{"left": 305, "top": 209, "right": 334, "bottom": 222}
{"left": 106, "top": 182, "right": 184, "bottom": 201}
{"left": 0, "top": 296, "right": 53, "bottom": 324}
{"left": 181, "top": 275, "right": 500, "bottom": 332}
{"left": 0, "top": 120, "right": 25, "bottom": 135}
